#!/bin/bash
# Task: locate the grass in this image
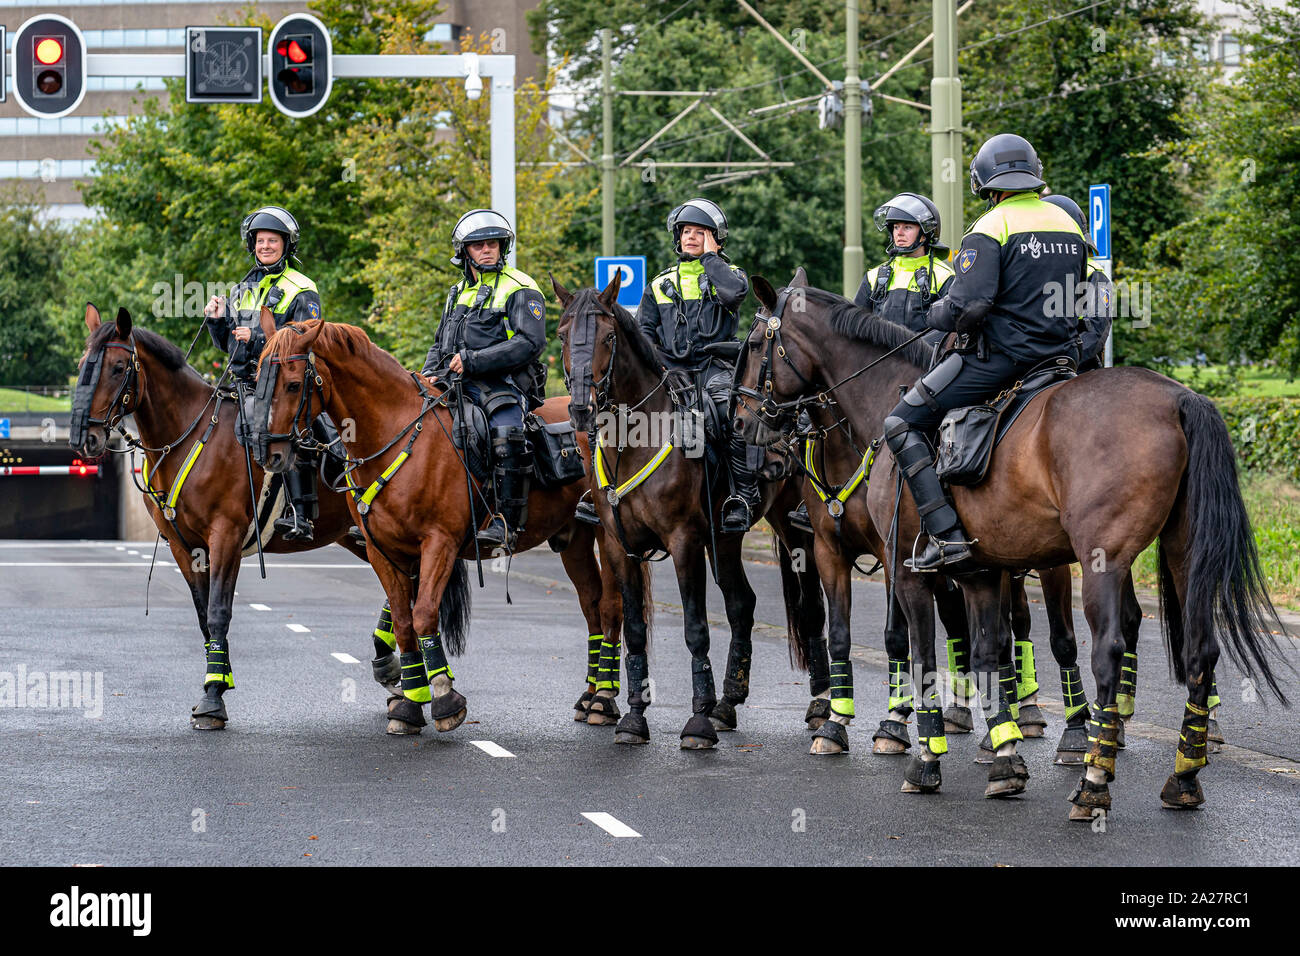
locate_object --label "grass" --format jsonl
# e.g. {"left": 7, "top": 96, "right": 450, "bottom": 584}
{"left": 1166, "top": 365, "right": 1300, "bottom": 398}
{"left": 1130, "top": 472, "right": 1300, "bottom": 611}
{"left": 0, "top": 387, "right": 72, "bottom": 412}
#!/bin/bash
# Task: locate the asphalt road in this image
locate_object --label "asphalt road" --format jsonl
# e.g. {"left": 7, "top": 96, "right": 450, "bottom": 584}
{"left": 1, "top": 538, "right": 1297, "bottom": 867}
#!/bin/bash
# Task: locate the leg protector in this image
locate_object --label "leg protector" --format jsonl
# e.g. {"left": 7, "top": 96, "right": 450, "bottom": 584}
{"left": 946, "top": 636, "right": 975, "bottom": 701}
{"left": 721, "top": 641, "right": 752, "bottom": 704}
{"left": 690, "top": 657, "right": 716, "bottom": 714}
{"left": 1174, "top": 699, "right": 1210, "bottom": 775}
{"left": 400, "top": 650, "right": 431, "bottom": 703}
{"left": 419, "top": 632, "right": 453, "bottom": 682}
{"left": 204, "top": 638, "right": 234, "bottom": 689}
{"left": 1060, "top": 665, "right": 1089, "bottom": 721}
{"left": 1116, "top": 651, "right": 1138, "bottom": 718}
{"left": 373, "top": 602, "right": 397, "bottom": 655}
{"left": 999, "top": 661, "right": 1020, "bottom": 722}
{"left": 902, "top": 753, "right": 943, "bottom": 792}
{"left": 812, "top": 717, "right": 850, "bottom": 752}
{"left": 915, "top": 706, "right": 948, "bottom": 756}
{"left": 1083, "top": 703, "right": 1121, "bottom": 780}
{"left": 625, "top": 652, "right": 650, "bottom": 711}
{"left": 886, "top": 657, "right": 913, "bottom": 714}
{"left": 829, "top": 658, "right": 854, "bottom": 718}
{"left": 1014, "top": 640, "right": 1038, "bottom": 700}
{"left": 585, "top": 633, "right": 603, "bottom": 686}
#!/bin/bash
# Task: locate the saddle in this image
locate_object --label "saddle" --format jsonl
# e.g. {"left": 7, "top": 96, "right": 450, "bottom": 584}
{"left": 935, "top": 355, "right": 1077, "bottom": 487}
{"left": 447, "top": 384, "right": 586, "bottom": 490}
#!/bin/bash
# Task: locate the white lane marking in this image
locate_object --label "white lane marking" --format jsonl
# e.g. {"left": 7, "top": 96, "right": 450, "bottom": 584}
{"left": 331, "top": 652, "right": 360, "bottom": 664}
{"left": 127, "top": 550, "right": 139, "bottom": 556}
{"left": 470, "top": 740, "right": 515, "bottom": 758}
{"left": 249, "top": 603, "right": 271, "bottom": 611}
{"left": 581, "top": 812, "right": 641, "bottom": 838}
{"left": 286, "top": 624, "right": 310, "bottom": 633}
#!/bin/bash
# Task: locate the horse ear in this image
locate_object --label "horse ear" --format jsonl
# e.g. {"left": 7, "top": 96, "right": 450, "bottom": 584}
{"left": 259, "top": 306, "right": 278, "bottom": 344}
{"left": 790, "top": 266, "right": 808, "bottom": 288}
{"left": 550, "top": 273, "right": 573, "bottom": 308}
{"left": 114, "top": 307, "right": 132, "bottom": 338}
{"left": 85, "top": 303, "right": 101, "bottom": 333}
{"left": 598, "top": 268, "right": 622, "bottom": 308}
{"left": 752, "top": 276, "right": 779, "bottom": 312}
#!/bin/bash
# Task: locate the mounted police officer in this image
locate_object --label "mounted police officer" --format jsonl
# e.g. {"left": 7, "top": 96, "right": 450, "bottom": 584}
{"left": 421, "top": 209, "right": 547, "bottom": 550}
{"left": 204, "top": 205, "right": 322, "bottom": 541}
{"left": 633, "top": 197, "right": 757, "bottom": 534}
{"left": 1042, "top": 193, "right": 1113, "bottom": 372}
{"left": 884, "top": 133, "right": 1090, "bottom": 571}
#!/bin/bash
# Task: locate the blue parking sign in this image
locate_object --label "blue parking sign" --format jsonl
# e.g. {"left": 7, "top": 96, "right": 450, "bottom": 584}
{"left": 1089, "top": 184, "right": 1111, "bottom": 259}
{"left": 0, "top": 419, "right": 9, "bottom": 439}
{"left": 594, "top": 256, "right": 646, "bottom": 309}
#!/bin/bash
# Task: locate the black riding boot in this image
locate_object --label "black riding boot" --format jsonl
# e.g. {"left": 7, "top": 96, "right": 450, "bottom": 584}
{"left": 883, "top": 418, "right": 972, "bottom": 572}
{"left": 721, "top": 434, "right": 760, "bottom": 534}
{"left": 788, "top": 501, "right": 813, "bottom": 533}
{"left": 275, "top": 463, "right": 316, "bottom": 542}
{"left": 478, "top": 426, "right": 531, "bottom": 549}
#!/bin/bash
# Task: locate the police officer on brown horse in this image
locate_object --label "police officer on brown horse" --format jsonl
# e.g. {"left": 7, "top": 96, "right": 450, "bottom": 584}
{"left": 884, "top": 134, "right": 1090, "bottom": 571}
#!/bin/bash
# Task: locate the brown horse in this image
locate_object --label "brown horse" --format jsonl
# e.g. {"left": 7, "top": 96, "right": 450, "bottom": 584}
{"left": 736, "top": 280, "right": 1289, "bottom": 818}
{"left": 71, "top": 304, "right": 382, "bottom": 730}
{"left": 554, "top": 274, "right": 826, "bottom": 749}
{"left": 252, "top": 313, "right": 627, "bottom": 735}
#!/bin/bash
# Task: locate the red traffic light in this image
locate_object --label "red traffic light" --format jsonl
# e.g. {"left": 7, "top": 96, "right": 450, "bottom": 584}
{"left": 35, "top": 36, "right": 64, "bottom": 65}
{"left": 276, "top": 37, "right": 311, "bottom": 63}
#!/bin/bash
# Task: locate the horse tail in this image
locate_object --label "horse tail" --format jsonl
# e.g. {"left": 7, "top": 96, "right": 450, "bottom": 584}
{"left": 438, "top": 559, "right": 472, "bottom": 657}
{"left": 776, "top": 533, "right": 823, "bottom": 671}
{"left": 1175, "top": 390, "right": 1290, "bottom": 703}
{"left": 638, "top": 559, "right": 654, "bottom": 651}
{"left": 1156, "top": 537, "right": 1185, "bottom": 685}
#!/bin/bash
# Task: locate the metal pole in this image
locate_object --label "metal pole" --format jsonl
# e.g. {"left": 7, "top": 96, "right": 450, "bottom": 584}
{"left": 930, "top": 0, "right": 963, "bottom": 259}
{"left": 602, "top": 29, "right": 615, "bottom": 257}
{"left": 843, "top": 0, "right": 863, "bottom": 298}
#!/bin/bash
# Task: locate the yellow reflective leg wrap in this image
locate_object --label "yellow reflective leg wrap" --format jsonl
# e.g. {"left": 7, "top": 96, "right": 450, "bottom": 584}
{"left": 204, "top": 640, "right": 234, "bottom": 689}
{"left": 373, "top": 603, "right": 397, "bottom": 652}
{"left": 916, "top": 707, "right": 948, "bottom": 755}
{"left": 1208, "top": 679, "right": 1221, "bottom": 711}
{"left": 400, "top": 651, "right": 431, "bottom": 703}
{"left": 1060, "top": 665, "right": 1088, "bottom": 720}
{"left": 830, "top": 659, "right": 854, "bottom": 717}
{"left": 1084, "top": 704, "right": 1121, "bottom": 778}
{"left": 586, "top": 634, "right": 603, "bottom": 685}
{"left": 988, "top": 717, "right": 1022, "bottom": 750}
{"left": 947, "top": 638, "right": 975, "bottom": 699}
{"left": 1116, "top": 651, "right": 1137, "bottom": 718}
{"left": 420, "top": 633, "right": 453, "bottom": 682}
{"left": 999, "top": 662, "right": 1019, "bottom": 721}
{"left": 1175, "top": 700, "right": 1209, "bottom": 774}
{"left": 596, "top": 638, "right": 621, "bottom": 691}
{"left": 887, "top": 657, "right": 912, "bottom": 712}
{"left": 1014, "top": 640, "right": 1038, "bottom": 700}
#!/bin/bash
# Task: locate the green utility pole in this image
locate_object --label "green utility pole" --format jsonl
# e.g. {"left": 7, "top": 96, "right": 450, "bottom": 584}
{"left": 601, "top": 29, "right": 615, "bottom": 257}
{"left": 843, "top": 0, "right": 863, "bottom": 297}
{"left": 930, "top": 0, "right": 963, "bottom": 257}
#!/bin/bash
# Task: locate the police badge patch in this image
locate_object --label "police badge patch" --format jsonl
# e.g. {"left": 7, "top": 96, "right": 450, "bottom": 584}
{"left": 528, "top": 300, "right": 544, "bottom": 321}
{"left": 308, "top": 300, "right": 320, "bottom": 320}
{"left": 957, "top": 248, "right": 978, "bottom": 273}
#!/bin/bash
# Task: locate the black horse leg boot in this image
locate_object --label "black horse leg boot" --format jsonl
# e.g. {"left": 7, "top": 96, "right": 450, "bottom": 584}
{"left": 883, "top": 417, "right": 972, "bottom": 572}
{"left": 478, "top": 426, "right": 531, "bottom": 549}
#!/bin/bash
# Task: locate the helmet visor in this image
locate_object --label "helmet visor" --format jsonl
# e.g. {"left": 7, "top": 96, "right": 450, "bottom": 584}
{"left": 873, "top": 194, "right": 937, "bottom": 236}
{"left": 453, "top": 210, "right": 512, "bottom": 245}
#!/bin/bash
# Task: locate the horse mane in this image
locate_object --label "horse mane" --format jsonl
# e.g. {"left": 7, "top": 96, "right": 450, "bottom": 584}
{"left": 607, "top": 292, "right": 661, "bottom": 370}
{"left": 262, "top": 320, "right": 407, "bottom": 378}
{"left": 800, "top": 286, "right": 932, "bottom": 368}
{"left": 87, "top": 322, "right": 202, "bottom": 380}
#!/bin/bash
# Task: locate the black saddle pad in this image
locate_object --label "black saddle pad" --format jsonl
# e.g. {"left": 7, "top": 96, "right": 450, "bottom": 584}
{"left": 450, "top": 398, "right": 491, "bottom": 484}
{"left": 936, "top": 355, "right": 1077, "bottom": 486}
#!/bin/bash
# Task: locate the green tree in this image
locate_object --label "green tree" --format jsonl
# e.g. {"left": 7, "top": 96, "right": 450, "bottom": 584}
{"left": 0, "top": 191, "right": 73, "bottom": 386}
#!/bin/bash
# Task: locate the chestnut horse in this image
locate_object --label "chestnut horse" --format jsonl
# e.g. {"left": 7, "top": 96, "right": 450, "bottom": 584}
{"left": 736, "top": 280, "right": 1289, "bottom": 818}
{"left": 72, "top": 304, "right": 384, "bottom": 730}
{"left": 252, "top": 314, "right": 629, "bottom": 736}
{"left": 554, "top": 274, "right": 826, "bottom": 750}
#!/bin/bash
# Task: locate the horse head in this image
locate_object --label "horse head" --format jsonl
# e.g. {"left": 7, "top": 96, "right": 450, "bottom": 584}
{"left": 253, "top": 309, "right": 326, "bottom": 474}
{"left": 733, "top": 272, "right": 821, "bottom": 448}
{"left": 71, "top": 303, "right": 141, "bottom": 459}
{"left": 554, "top": 270, "right": 624, "bottom": 433}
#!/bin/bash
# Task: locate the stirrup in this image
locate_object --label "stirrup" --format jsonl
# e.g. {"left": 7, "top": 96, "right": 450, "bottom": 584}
{"left": 476, "top": 515, "right": 515, "bottom": 550}
{"left": 787, "top": 503, "right": 813, "bottom": 534}
{"left": 904, "top": 532, "right": 975, "bottom": 573}
{"left": 575, "top": 497, "right": 600, "bottom": 527}
{"left": 720, "top": 495, "right": 754, "bottom": 534}
{"left": 275, "top": 510, "right": 314, "bottom": 542}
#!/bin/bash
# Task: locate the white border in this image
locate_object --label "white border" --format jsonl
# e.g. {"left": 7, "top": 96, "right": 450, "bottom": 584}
{"left": 12, "top": 13, "right": 88, "bottom": 119}
{"left": 267, "top": 12, "right": 332, "bottom": 119}
{"left": 184, "top": 25, "right": 262, "bottom": 105}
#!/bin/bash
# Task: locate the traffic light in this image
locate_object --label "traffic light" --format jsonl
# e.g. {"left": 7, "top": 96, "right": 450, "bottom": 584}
{"left": 12, "top": 14, "right": 87, "bottom": 118}
{"left": 268, "top": 14, "right": 332, "bottom": 118}
{"left": 186, "top": 26, "right": 263, "bottom": 104}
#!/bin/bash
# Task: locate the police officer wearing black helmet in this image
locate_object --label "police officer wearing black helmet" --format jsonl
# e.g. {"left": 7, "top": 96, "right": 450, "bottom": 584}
{"left": 422, "top": 209, "right": 547, "bottom": 550}
{"left": 883, "top": 133, "right": 1090, "bottom": 571}
{"left": 204, "top": 205, "right": 323, "bottom": 541}
{"left": 1041, "top": 193, "right": 1114, "bottom": 372}
{"left": 641, "top": 198, "right": 757, "bottom": 534}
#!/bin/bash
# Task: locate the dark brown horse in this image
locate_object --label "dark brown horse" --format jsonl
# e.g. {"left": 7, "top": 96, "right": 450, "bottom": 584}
{"left": 72, "top": 304, "right": 379, "bottom": 730}
{"left": 252, "top": 314, "right": 626, "bottom": 735}
{"left": 554, "top": 274, "right": 826, "bottom": 749}
{"left": 736, "top": 280, "right": 1289, "bottom": 818}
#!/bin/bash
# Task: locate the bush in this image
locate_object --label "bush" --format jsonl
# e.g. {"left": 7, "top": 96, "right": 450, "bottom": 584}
{"left": 1214, "top": 397, "right": 1300, "bottom": 482}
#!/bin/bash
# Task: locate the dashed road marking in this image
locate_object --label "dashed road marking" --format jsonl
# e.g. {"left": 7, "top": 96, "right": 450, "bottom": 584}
{"left": 249, "top": 603, "right": 271, "bottom": 611}
{"left": 581, "top": 812, "right": 640, "bottom": 838}
{"left": 470, "top": 740, "right": 515, "bottom": 758}
{"left": 331, "top": 652, "right": 360, "bottom": 664}
{"left": 286, "top": 623, "right": 310, "bottom": 633}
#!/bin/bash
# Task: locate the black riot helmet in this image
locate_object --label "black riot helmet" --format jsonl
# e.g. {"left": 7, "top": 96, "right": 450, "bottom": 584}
{"left": 667, "top": 198, "right": 728, "bottom": 257}
{"left": 1041, "top": 193, "right": 1097, "bottom": 253}
{"left": 451, "top": 208, "right": 513, "bottom": 279}
{"left": 969, "top": 133, "right": 1046, "bottom": 199}
{"left": 873, "top": 192, "right": 948, "bottom": 257}
{"left": 240, "top": 206, "right": 299, "bottom": 271}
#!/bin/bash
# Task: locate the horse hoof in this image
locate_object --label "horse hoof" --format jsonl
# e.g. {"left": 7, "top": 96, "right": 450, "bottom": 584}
{"left": 386, "top": 695, "right": 404, "bottom": 716}
{"left": 574, "top": 690, "right": 593, "bottom": 721}
{"left": 587, "top": 693, "right": 621, "bottom": 726}
{"left": 871, "top": 718, "right": 910, "bottom": 753}
{"left": 872, "top": 738, "right": 908, "bottom": 755}
{"left": 372, "top": 653, "right": 400, "bottom": 687}
{"left": 587, "top": 710, "right": 619, "bottom": 726}
{"left": 901, "top": 755, "right": 942, "bottom": 794}
{"left": 984, "top": 754, "right": 1029, "bottom": 799}
{"left": 190, "top": 716, "right": 226, "bottom": 731}
{"left": 1160, "top": 773, "right": 1205, "bottom": 810}
{"left": 1016, "top": 703, "right": 1047, "bottom": 737}
{"left": 386, "top": 718, "right": 423, "bottom": 735}
{"left": 1069, "top": 803, "right": 1101, "bottom": 822}
{"left": 430, "top": 690, "right": 468, "bottom": 733}
{"left": 804, "top": 698, "right": 832, "bottom": 730}
{"left": 680, "top": 713, "right": 719, "bottom": 748}
{"left": 1055, "top": 721, "right": 1089, "bottom": 765}
{"left": 709, "top": 698, "right": 738, "bottom": 732}
{"left": 614, "top": 712, "right": 649, "bottom": 745}
{"left": 434, "top": 708, "right": 467, "bottom": 733}
{"left": 809, "top": 736, "right": 845, "bottom": 755}
{"left": 681, "top": 736, "right": 717, "bottom": 750}
{"left": 811, "top": 718, "right": 849, "bottom": 756}
{"left": 1054, "top": 749, "right": 1086, "bottom": 766}
{"left": 943, "top": 704, "right": 974, "bottom": 735}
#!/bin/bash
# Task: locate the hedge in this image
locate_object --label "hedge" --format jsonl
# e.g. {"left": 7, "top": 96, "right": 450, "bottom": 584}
{"left": 1214, "top": 397, "right": 1300, "bottom": 483}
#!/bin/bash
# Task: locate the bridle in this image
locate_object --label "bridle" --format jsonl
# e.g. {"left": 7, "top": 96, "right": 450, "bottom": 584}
{"left": 563, "top": 303, "right": 669, "bottom": 426}
{"left": 72, "top": 338, "right": 142, "bottom": 448}
{"left": 732, "top": 289, "right": 825, "bottom": 438}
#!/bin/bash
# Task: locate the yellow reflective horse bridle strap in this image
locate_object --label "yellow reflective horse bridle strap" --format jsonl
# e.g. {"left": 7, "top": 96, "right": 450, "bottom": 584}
{"left": 594, "top": 436, "right": 675, "bottom": 506}
{"left": 804, "top": 437, "right": 875, "bottom": 519}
